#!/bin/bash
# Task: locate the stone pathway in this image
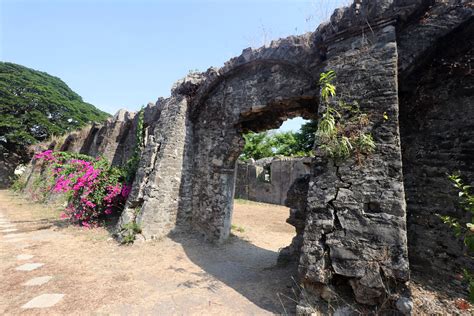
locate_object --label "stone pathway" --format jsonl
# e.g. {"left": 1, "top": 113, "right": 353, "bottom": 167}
{"left": 21, "top": 294, "right": 65, "bottom": 309}
{"left": 17, "top": 254, "right": 34, "bottom": 260}
{"left": 0, "top": 210, "right": 65, "bottom": 310}
{"left": 23, "top": 276, "right": 53, "bottom": 286}
{"left": 15, "top": 263, "right": 44, "bottom": 271}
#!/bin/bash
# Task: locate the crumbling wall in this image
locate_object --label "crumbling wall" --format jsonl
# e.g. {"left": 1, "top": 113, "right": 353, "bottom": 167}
{"left": 13, "top": 1, "right": 473, "bottom": 314}
{"left": 235, "top": 157, "right": 311, "bottom": 205}
{"left": 297, "top": 25, "right": 410, "bottom": 314}
{"left": 20, "top": 106, "right": 152, "bottom": 195}
{"left": 118, "top": 77, "right": 199, "bottom": 240}
{"left": 400, "top": 18, "right": 474, "bottom": 279}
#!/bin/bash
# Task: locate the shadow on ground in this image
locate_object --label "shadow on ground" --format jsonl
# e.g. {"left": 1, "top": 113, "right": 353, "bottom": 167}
{"left": 170, "top": 232, "right": 299, "bottom": 314}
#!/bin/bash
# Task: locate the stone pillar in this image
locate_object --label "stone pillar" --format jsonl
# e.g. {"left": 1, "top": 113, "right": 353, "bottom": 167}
{"left": 117, "top": 95, "right": 192, "bottom": 240}
{"left": 298, "top": 25, "right": 410, "bottom": 313}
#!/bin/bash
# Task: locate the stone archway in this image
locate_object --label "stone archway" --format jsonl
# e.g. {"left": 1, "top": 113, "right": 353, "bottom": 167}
{"left": 114, "top": 1, "right": 472, "bottom": 312}
{"left": 188, "top": 60, "right": 319, "bottom": 242}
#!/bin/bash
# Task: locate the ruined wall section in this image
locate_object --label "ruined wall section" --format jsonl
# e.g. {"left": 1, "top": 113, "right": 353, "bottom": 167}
{"left": 19, "top": 106, "right": 154, "bottom": 198}
{"left": 298, "top": 25, "right": 410, "bottom": 312}
{"left": 397, "top": 1, "right": 473, "bottom": 79}
{"left": 235, "top": 157, "right": 311, "bottom": 205}
{"left": 400, "top": 18, "right": 474, "bottom": 278}
{"left": 117, "top": 75, "right": 201, "bottom": 240}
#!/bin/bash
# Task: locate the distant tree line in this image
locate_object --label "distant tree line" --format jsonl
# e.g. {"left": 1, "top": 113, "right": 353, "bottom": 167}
{"left": 240, "top": 120, "right": 317, "bottom": 161}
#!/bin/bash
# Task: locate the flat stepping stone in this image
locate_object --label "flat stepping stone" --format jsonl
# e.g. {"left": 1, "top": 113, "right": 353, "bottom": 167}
{"left": 3, "top": 238, "right": 26, "bottom": 243}
{"left": 22, "top": 276, "right": 53, "bottom": 286}
{"left": 15, "top": 263, "right": 44, "bottom": 271}
{"left": 17, "top": 254, "right": 34, "bottom": 260}
{"left": 1, "top": 228, "right": 18, "bottom": 232}
{"left": 0, "top": 224, "right": 16, "bottom": 229}
{"left": 21, "top": 294, "right": 64, "bottom": 309}
{"left": 4, "top": 233, "right": 25, "bottom": 238}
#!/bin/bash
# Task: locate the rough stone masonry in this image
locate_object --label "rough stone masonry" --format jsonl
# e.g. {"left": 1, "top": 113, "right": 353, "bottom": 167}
{"left": 16, "top": 0, "right": 473, "bottom": 314}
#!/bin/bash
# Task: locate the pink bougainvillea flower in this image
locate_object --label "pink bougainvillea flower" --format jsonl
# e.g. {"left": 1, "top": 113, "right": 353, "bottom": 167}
{"left": 121, "top": 185, "right": 131, "bottom": 198}
{"left": 34, "top": 150, "right": 131, "bottom": 227}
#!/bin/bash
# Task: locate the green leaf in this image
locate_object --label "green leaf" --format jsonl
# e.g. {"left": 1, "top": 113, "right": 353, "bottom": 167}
{"left": 465, "top": 234, "right": 474, "bottom": 252}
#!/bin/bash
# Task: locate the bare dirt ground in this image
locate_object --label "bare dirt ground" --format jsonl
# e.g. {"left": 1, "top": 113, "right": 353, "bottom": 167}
{"left": 0, "top": 191, "right": 298, "bottom": 315}
{"left": 1, "top": 190, "right": 473, "bottom": 315}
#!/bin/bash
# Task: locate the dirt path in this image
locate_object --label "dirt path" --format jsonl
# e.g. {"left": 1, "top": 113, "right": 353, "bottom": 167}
{"left": 0, "top": 190, "right": 298, "bottom": 315}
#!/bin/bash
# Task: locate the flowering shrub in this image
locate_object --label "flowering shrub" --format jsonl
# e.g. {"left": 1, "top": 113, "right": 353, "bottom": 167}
{"left": 34, "top": 150, "right": 130, "bottom": 227}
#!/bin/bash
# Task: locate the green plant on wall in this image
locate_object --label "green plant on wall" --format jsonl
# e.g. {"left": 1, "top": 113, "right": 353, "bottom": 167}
{"left": 123, "top": 107, "right": 145, "bottom": 184}
{"left": 439, "top": 173, "right": 474, "bottom": 302}
{"left": 316, "top": 70, "right": 375, "bottom": 161}
{"left": 121, "top": 222, "right": 142, "bottom": 244}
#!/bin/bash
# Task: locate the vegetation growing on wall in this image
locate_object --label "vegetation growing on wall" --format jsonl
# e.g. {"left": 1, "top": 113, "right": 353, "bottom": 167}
{"left": 123, "top": 107, "right": 145, "bottom": 184}
{"left": 316, "top": 70, "right": 375, "bottom": 161}
{"left": 439, "top": 173, "right": 474, "bottom": 302}
{"left": 240, "top": 71, "right": 375, "bottom": 162}
{"left": 0, "top": 62, "right": 109, "bottom": 157}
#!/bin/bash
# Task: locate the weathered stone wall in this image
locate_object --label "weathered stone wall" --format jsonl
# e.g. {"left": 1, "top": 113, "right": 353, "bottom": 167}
{"left": 118, "top": 78, "right": 198, "bottom": 240}
{"left": 400, "top": 17, "right": 474, "bottom": 279}
{"left": 20, "top": 106, "right": 152, "bottom": 195}
{"left": 297, "top": 25, "right": 410, "bottom": 313}
{"left": 14, "top": 1, "right": 473, "bottom": 314}
{"left": 235, "top": 157, "right": 311, "bottom": 205}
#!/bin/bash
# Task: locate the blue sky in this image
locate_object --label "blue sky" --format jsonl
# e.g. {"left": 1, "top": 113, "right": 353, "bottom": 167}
{"left": 1, "top": 0, "right": 350, "bottom": 131}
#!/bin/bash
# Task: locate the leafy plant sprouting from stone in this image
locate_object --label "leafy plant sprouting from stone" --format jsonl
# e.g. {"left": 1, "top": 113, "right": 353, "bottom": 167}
{"left": 121, "top": 222, "right": 142, "bottom": 244}
{"left": 439, "top": 173, "right": 474, "bottom": 302}
{"left": 316, "top": 70, "right": 376, "bottom": 161}
{"left": 123, "top": 107, "right": 145, "bottom": 184}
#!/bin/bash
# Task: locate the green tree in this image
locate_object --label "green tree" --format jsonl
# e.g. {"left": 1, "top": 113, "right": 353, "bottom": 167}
{"left": 240, "top": 132, "right": 274, "bottom": 161}
{"left": 240, "top": 127, "right": 314, "bottom": 161}
{"left": 0, "top": 62, "right": 109, "bottom": 162}
{"left": 294, "top": 120, "right": 317, "bottom": 153}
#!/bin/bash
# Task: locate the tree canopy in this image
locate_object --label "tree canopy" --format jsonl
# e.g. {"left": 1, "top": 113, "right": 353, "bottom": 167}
{"left": 240, "top": 120, "right": 317, "bottom": 161}
{"left": 0, "top": 62, "right": 110, "bottom": 154}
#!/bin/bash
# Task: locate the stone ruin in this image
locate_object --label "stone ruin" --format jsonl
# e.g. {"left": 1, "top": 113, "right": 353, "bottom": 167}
{"left": 12, "top": 0, "right": 474, "bottom": 314}
{"left": 235, "top": 157, "right": 312, "bottom": 205}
